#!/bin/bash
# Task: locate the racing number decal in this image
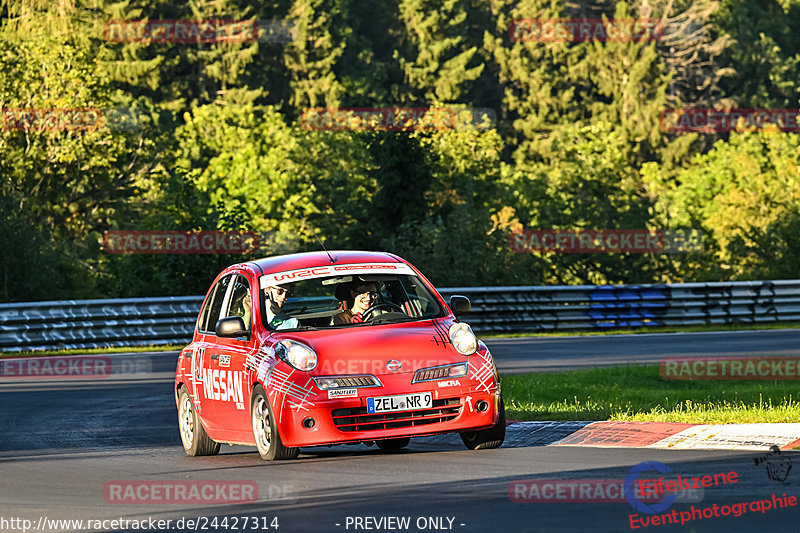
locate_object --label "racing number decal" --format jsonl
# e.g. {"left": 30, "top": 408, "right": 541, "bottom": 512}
{"left": 188, "top": 346, "right": 206, "bottom": 410}
{"left": 192, "top": 347, "right": 205, "bottom": 383}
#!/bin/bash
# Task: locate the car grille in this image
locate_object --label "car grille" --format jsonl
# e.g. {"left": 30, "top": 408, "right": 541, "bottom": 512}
{"left": 336, "top": 376, "right": 379, "bottom": 387}
{"left": 315, "top": 375, "right": 380, "bottom": 388}
{"left": 331, "top": 398, "right": 461, "bottom": 432}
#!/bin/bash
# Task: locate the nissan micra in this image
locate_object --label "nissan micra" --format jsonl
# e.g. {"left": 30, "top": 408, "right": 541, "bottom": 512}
{"left": 175, "top": 250, "right": 505, "bottom": 460}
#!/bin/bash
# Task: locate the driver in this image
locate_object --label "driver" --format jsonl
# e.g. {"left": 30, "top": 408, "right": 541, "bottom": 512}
{"left": 332, "top": 281, "right": 378, "bottom": 325}
{"left": 264, "top": 283, "right": 299, "bottom": 330}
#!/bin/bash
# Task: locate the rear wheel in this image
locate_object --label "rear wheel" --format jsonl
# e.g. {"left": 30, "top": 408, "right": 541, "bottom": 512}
{"left": 460, "top": 397, "right": 506, "bottom": 450}
{"left": 178, "top": 387, "right": 220, "bottom": 456}
{"left": 376, "top": 437, "right": 411, "bottom": 451}
{"left": 251, "top": 385, "right": 298, "bottom": 460}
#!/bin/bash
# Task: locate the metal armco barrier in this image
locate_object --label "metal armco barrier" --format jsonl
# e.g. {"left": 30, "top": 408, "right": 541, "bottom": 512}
{"left": 0, "top": 296, "right": 203, "bottom": 352}
{"left": 446, "top": 280, "right": 800, "bottom": 332}
{"left": 1, "top": 280, "right": 799, "bottom": 352}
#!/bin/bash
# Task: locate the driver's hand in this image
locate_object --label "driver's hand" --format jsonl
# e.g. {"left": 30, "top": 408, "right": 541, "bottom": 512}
{"left": 351, "top": 312, "right": 364, "bottom": 324}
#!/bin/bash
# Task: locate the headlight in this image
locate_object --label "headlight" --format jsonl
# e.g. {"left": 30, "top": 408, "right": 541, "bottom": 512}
{"left": 449, "top": 323, "right": 477, "bottom": 355}
{"left": 275, "top": 340, "right": 317, "bottom": 371}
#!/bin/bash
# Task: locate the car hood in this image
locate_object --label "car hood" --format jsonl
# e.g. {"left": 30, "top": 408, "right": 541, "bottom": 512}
{"left": 274, "top": 319, "right": 463, "bottom": 376}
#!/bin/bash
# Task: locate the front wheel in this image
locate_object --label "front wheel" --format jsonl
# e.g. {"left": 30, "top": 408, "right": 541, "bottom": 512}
{"left": 251, "top": 385, "right": 298, "bottom": 460}
{"left": 460, "top": 397, "right": 505, "bottom": 450}
{"left": 178, "top": 387, "right": 220, "bottom": 456}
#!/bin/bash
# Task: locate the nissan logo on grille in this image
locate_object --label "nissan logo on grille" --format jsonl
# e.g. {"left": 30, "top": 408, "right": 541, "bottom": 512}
{"left": 386, "top": 360, "right": 402, "bottom": 372}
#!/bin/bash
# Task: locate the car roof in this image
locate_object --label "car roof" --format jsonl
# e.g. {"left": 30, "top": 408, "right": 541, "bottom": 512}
{"left": 245, "top": 250, "right": 405, "bottom": 275}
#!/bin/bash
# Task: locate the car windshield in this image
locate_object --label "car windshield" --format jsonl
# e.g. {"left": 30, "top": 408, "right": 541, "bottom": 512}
{"left": 258, "top": 272, "right": 446, "bottom": 331}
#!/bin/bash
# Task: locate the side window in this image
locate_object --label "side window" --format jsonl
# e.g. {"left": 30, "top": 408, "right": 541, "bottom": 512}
{"left": 198, "top": 275, "right": 233, "bottom": 333}
{"left": 225, "top": 275, "right": 252, "bottom": 333}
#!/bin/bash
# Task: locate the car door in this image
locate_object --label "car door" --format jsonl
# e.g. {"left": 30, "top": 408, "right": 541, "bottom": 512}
{"left": 209, "top": 273, "right": 255, "bottom": 439}
{"left": 190, "top": 273, "right": 233, "bottom": 431}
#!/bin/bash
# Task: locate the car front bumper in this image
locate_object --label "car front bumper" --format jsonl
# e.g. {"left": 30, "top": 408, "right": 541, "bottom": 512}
{"left": 272, "top": 377, "right": 501, "bottom": 447}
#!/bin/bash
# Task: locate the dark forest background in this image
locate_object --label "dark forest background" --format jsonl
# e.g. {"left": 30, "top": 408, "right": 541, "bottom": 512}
{"left": 2, "top": 0, "right": 799, "bottom": 301}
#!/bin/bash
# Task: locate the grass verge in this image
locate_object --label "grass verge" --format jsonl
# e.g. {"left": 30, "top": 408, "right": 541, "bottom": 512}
{"left": 501, "top": 364, "right": 800, "bottom": 424}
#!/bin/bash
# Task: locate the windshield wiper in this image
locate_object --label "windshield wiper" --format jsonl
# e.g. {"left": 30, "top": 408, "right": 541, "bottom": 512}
{"left": 369, "top": 316, "right": 418, "bottom": 325}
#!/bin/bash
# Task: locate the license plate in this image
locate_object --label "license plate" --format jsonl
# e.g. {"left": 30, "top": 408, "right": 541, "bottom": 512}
{"left": 367, "top": 392, "right": 432, "bottom": 414}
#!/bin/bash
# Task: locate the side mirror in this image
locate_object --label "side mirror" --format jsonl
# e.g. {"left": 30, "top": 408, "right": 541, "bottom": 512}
{"left": 215, "top": 316, "right": 247, "bottom": 338}
{"left": 449, "top": 295, "right": 471, "bottom": 317}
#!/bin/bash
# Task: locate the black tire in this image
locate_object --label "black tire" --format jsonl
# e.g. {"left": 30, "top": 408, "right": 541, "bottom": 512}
{"left": 177, "top": 387, "right": 220, "bottom": 456}
{"left": 376, "top": 437, "right": 411, "bottom": 451}
{"left": 460, "top": 397, "right": 506, "bottom": 450}
{"left": 251, "top": 384, "right": 298, "bottom": 460}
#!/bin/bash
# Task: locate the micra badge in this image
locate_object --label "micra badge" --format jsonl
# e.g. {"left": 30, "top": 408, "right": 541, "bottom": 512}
{"left": 386, "top": 360, "right": 402, "bottom": 372}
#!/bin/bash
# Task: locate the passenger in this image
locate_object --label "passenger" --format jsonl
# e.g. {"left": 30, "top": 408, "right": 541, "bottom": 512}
{"left": 332, "top": 281, "right": 378, "bottom": 325}
{"left": 239, "top": 292, "right": 252, "bottom": 330}
{"left": 264, "top": 283, "right": 299, "bottom": 330}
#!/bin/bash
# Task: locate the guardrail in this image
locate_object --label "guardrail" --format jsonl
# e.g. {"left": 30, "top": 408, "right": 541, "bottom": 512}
{"left": 448, "top": 280, "right": 800, "bottom": 331}
{"left": 1, "top": 280, "right": 798, "bottom": 352}
{"left": 0, "top": 297, "right": 203, "bottom": 353}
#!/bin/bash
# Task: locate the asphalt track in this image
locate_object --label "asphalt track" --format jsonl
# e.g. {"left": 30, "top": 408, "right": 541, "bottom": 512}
{"left": 485, "top": 329, "right": 800, "bottom": 373}
{"left": 1, "top": 330, "right": 799, "bottom": 533}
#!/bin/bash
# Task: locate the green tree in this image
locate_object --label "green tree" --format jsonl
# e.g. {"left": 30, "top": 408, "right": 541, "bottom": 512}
{"left": 283, "top": 0, "right": 349, "bottom": 111}
{"left": 394, "top": 0, "right": 485, "bottom": 104}
{"left": 715, "top": 0, "right": 800, "bottom": 108}
{"left": 377, "top": 122, "right": 507, "bottom": 286}
{"left": 505, "top": 122, "right": 657, "bottom": 285}
{"left": 643, "top": 129, "right": 800, "bottom": 281}
{"left": 0, "top": 0, "right": 164, "bottom": 297}
{"left": 171, "top": 101, "right": 378, "bottom": 246}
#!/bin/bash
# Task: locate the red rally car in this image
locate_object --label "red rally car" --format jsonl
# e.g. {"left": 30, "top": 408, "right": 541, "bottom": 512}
{"left": 175, "top": 250, "right": 505, "bottom": 460}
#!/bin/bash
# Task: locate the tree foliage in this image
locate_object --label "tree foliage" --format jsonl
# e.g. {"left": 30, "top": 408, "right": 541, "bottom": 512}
{"left": 2, "top": 0, "right": 799, "bottom": 300}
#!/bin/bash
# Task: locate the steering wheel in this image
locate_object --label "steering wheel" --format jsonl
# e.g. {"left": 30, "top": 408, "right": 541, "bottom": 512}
{"left": 361, "top": 302, "right": 406, "bottom": 322}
